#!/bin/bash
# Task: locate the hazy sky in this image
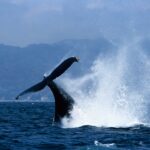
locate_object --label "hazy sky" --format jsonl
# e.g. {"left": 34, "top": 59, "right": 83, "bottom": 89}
{"left": 0, "top": 0, "right": 150, "bottom": 46}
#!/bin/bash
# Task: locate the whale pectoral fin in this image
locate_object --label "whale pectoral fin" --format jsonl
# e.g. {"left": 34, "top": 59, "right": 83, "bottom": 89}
{"left": 16, "top": 80, "right": 46, "bottom": 99}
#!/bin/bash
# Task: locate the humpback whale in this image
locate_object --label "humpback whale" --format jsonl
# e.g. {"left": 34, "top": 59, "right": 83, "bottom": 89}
{"left": 16, "top": 56, "right": 79, "bottom": 99}
{"left": 16, "top": 56, "right": 79, "bottom": 124}
{"left": 47, "top": 81, "right": 74, "bottom": 124}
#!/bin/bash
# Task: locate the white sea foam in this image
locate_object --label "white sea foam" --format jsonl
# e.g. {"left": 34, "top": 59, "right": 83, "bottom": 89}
{"left": 94, "top": 140, "right": 116, "bottom": 148}
{"left": 61, "top": 39, "right": 150, "bottom": 128}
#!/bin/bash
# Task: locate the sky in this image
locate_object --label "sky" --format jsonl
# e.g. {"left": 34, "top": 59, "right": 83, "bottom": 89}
{"left": 0, "top": 0, "right": 150, "bottom": 46}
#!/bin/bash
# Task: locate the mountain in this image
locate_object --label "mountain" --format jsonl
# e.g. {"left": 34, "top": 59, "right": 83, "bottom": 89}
{"left": 0, "top": 38, "right": 116, "bottom": 100}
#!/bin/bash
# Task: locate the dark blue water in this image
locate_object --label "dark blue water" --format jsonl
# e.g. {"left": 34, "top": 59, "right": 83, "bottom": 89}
{"left": 0, "top": 102, "right": 150, "bottom": 150}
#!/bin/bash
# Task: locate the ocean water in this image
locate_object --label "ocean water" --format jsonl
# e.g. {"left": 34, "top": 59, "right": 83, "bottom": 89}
{"left": 0, "top": 102, "right": 149, "bottom": 150}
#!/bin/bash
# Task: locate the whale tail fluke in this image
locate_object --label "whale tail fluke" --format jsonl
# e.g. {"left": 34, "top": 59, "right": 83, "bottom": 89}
{"left": 16, "top": 56, "right": 79, "bottom": 100}
{"left": 16, "top": 80, "right": 47, "bottom": 100}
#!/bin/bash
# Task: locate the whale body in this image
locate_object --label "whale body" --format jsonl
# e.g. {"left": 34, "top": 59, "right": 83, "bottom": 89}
{"left": 48, "top": 81, "right": 74, "bottom": 124}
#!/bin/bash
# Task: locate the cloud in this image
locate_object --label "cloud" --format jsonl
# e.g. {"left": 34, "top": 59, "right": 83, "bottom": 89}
{"left": 25, "top": 2, "right": 63, "bottom": 19}
{"left": 0, "top": 0, "right": 149, "bottom": 46}
{"left": 86, "top": 0, "right": 150, "bottom": 12}
{"left": 86, "top": 0, "right": 105, "bottom": 10}
{"left": 10, "top": 0, "right": 26, "bottom": 5}
{"left": 4, "top": 0, "right": 63, "bottom": 13}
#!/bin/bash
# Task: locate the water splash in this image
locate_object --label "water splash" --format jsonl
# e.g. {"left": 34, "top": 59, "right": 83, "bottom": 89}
{"left": 61, "top": 40, "right": 150, "bottom": 128}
